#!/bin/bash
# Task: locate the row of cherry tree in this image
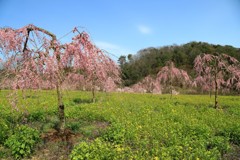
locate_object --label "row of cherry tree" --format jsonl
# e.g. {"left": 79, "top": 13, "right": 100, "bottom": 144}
{"left": 0, "top": 24, "right": 120, "bottom": 133}
{"left": 129, "top": 54, "right": 240, "bottom": 109}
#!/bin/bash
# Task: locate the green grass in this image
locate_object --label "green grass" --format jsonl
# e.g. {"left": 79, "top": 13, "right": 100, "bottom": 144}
{"left": 0, "top": 90, "right": 239, "bottom": 159}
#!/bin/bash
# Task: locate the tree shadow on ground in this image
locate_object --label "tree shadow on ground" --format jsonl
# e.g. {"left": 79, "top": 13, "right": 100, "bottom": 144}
{"left": 73, "top": 98, "right": 93, "bottom": 104}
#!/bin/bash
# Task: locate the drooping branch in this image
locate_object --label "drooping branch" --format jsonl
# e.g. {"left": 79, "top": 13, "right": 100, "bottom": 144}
{"left": 20, "top": 24, "right": 57, "bottom": 51}
{"left": 22, "top": 28, "right": 31, "bottom": 53}
{"left": 23, "top": 24, "right": 57, "bottom": 41}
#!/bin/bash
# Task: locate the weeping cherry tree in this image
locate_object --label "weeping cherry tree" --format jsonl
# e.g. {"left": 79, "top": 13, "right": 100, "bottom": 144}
{"left": 156, "top": 61, "right": 191, "bottom": 98}
{"left": 194, "top": 53, "right": 240, "bottom": 108}
{"left": 0, "top": 24, "right": 119, "bottom": 134}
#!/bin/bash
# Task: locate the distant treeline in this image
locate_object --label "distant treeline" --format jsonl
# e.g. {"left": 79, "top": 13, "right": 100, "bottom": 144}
{"left": 118, "top": 41, "right": 240, "bottom": 86}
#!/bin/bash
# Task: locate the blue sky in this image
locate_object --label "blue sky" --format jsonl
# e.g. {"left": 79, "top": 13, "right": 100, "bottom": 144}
{"left": 0, "top": 0, "right": 240, "bottom": 59}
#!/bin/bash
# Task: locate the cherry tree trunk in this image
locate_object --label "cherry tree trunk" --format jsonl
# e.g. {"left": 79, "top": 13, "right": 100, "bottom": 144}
{"left": 209, "top": 83, "right": 212, "bottom": 98}
{"left": 170, "top": 73, "right": 173, "bottom": 99}
{"left": 56, "top": 83, "right": 65, "bottom": 134}
{"left": 91, "top": 78, "right": 96, "bottom": 103}
{"left": 209, "top": 77, "right": 213, "bottom": 98}
{"left": 92, "top": 86, "right": 96, "bottom": 103}
{"left": 214, "top": 75, "right": 218, "bottom": 109}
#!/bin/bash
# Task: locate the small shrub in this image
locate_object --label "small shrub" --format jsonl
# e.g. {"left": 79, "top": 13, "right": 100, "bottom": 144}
{"left": 28, "top": 111, "right": 46, "bottom": 122}
{"left": 102, "top": 122, "right": 126, "bottom": 144}
{"left": 67, "top": 122, "right": 81, "bottom": 132}
{"left": 5, "top": 125, "right": 40, "bottom": 159}
{"left": 216, "top": 124, "right": 240, "bottom": 145}
{"left": 207, "top": 136, "right": 230, "bottom": 154}
{"left": 229, "top": 125, "right": 240, "bottom": 145}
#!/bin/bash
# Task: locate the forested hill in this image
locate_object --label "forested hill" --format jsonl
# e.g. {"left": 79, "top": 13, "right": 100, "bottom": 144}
{"left": 118, "top": 41, "right": 240, "bottom": 86}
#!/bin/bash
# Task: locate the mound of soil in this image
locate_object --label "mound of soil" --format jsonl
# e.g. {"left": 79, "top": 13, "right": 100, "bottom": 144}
{"left": 30, "top": 121, "right": 109, "bottom": 160}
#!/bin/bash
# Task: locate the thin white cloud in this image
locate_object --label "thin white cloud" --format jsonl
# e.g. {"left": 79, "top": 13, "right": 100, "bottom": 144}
{"left": 138, "top": 25, "right": 152, "bottom": 34}
{"left": 95, "top": 41, "right": 120, "bottom": 50}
